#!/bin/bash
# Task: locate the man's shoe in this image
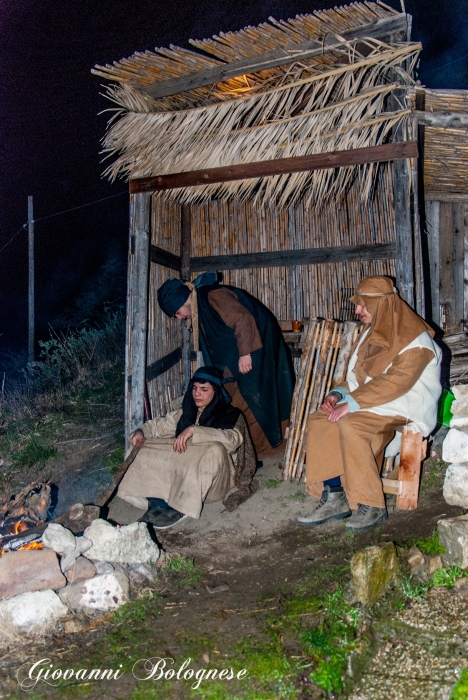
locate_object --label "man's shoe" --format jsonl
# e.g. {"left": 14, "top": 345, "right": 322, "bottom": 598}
{"left": 297, "top": 486, "right": 351, "bottom": 527}
{"left": 151, "top": 509, "right": 189, "bottom": 530}
{"left": 345, "top": 504, "right": 388, "bottom": 531}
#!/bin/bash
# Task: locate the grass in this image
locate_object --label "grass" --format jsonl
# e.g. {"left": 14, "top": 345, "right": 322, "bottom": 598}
{"left": 451, "top": 669, "right": 468, "bottom": 700}
{"left": 264, "top": 478, "right": 283, "bottom": 489}
{"left": 165, "top": 556, "right": 203, "bottom": 586}
{"left": 403, "top": 563, "right": 468, "bottom": 599}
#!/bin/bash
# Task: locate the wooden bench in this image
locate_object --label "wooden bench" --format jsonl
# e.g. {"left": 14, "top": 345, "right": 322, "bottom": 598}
{"left": 381, "top": 426, "right": 427, "bottom": 511}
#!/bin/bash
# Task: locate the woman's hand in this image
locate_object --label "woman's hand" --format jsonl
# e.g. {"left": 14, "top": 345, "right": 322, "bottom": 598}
{"left": 320, "top": 393, "right": 339, "bottom": 413}
{"left": 131, "top": 429, "right": 145, "bottom": 447}
{"left": 327, "top": 403, "right": 350, "bottom": 423}
{"left": 173, "top": 426, "right": 195, "bottom": 453}
{"left": 238, "top": 354, "right": 252, "bottom": 374}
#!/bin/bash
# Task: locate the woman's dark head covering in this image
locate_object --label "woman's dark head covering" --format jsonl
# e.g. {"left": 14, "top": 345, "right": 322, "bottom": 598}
{"left": 175, "top": 366, "right": 241, "bottom": 436}
{"left": 350, "top": 275, "right": 434, "bottom": 378}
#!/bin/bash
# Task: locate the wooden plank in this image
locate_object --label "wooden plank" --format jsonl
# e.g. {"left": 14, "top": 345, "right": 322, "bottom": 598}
{"left": 396, "top": 428, "right": 424, "bottom": 511}
{"left": 146, "top": 347, "right": 182, "bottom": 382}
{"left": 439, "top": 201, "right": 454, "bottom": 332}
{"left": 150, "top": 244, "right": 181, "bottom": 271}
{"left": 189, "top": 243, "right": 395, "bottom": 272}
{"left": 393, "top": 157, "right": 414, "bottom": 306}
{"left": 410, "top": 116, "right": 425, "bottom": 316}
{"left": 180, "top": 205, "right": 192, "bottom": 392}
{"left": 130, "top": 142, "right": 418, "bottom": 194}
{"left": 464, "top": 204, "right": 468, "bottom": 331}
{"left": 453, "top": 203, "right": 465, "bottom": 333}
{"left": 425, "top": 200, "right": 440, "bottom": 326}
{"left": 127, "top": 193, "right": 151, "bottom": 443}
{"left": 413, "top": 110, "right": 468, "bottom": 128}
{"left": 142, "top": 15, "right": 408, "bottom": 100}
{"left": 425, "top": 191, "right": 468, "bottom": 203}
{"left": 382, "top": 478, "right": 402, "bottom": 496}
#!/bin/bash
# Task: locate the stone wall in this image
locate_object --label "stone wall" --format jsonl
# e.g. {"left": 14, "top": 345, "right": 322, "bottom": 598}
{"left": 442, "top": 385, "right": 468, "bottom": 507}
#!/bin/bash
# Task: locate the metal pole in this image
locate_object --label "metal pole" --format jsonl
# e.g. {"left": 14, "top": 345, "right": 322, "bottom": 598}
{"left": 28, "top": 196, "right": 34, "bottom": 363}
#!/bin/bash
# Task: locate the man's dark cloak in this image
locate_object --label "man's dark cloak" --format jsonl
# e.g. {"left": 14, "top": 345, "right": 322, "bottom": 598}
{"left": 196, "top": 283, "right": 295, "bottom": 448}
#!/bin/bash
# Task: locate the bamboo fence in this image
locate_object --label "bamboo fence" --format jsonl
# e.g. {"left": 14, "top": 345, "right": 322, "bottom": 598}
{"left": 282, "top": 319, "right": 360, "bottom": 480}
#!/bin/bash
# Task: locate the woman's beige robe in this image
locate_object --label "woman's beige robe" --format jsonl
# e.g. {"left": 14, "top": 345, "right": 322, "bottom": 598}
{"left": 116, "top": 410, "right": 243, "bottom": 519}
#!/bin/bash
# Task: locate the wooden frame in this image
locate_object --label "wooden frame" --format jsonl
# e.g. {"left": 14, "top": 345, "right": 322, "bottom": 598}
{"left": 382, "top": 427, "right": 426, "bottom": 510}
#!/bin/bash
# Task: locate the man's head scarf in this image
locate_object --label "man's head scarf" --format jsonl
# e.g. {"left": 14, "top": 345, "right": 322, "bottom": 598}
{"left": 350, "top": 275, "right": 434, "bottom": 378}
{"left": 157, "top": 272, "right": 218, "bottom": 317}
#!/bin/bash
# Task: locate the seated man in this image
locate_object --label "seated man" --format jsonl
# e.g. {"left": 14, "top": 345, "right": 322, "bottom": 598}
{"left": 109, "top": 367, "right": 258, "bottom": 529}
{"left": 297, "top": 275, "right": 442, "bottom": 532}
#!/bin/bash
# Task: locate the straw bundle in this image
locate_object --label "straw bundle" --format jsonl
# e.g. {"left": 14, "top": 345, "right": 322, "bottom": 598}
{"left": 282, "top": 319, "right": 360, "bottom": 480}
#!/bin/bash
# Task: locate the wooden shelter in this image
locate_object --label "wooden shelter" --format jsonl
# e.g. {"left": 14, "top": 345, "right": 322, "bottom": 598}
{"left": 93, "top": 2, "right": 426, "bottom": 441}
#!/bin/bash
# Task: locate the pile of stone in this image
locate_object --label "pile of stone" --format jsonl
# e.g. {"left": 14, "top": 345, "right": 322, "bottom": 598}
{"left": 0, "top": 519, "right": 160, "bottom": 637}
{"left": 442, "top": 385, "right": 468, "bottom": 508}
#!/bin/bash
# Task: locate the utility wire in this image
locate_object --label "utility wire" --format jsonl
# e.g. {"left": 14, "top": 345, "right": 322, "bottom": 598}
{"left": 430, "top": 52, "right": 468, "bottom": 74}
{"left": 0, "top": 190, "right": 128, "bottom": 257}
{"left": 34, "top": 191, "right": 127, "bottom": 223}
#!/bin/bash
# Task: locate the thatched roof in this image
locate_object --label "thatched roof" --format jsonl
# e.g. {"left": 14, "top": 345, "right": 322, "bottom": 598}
{"left": 423, "top": 89, "right": 468, "bottom": 198}
{"left": 93, "top": 2, "right": 420, "bottom": 205}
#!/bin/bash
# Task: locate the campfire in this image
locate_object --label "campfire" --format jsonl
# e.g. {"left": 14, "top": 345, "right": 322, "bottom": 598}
{"left": 0, "top": 483, "right": 52, "bottom": 556}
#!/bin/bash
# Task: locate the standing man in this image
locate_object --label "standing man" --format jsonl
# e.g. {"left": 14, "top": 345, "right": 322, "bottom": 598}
{"left": 157, "top": 272, "right": 295, "bottom": 457}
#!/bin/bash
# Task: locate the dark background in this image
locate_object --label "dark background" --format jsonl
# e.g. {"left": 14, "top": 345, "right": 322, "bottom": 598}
{"left": 1, "top": 0, "right": 467, "bottom": 359}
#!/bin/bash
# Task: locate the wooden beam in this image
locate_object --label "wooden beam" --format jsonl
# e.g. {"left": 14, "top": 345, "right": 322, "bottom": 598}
{"left": 425, "top": 200, "right": 440, "bottom": 325}
{"left": 130, "top": 141, "right": 418, "bottom": 194}
{"left": 425, "top": 191, "right": 468, "bottom": 203}
{"left": 413, "top": 110, "right": 468, "bottom": 128}
{"left": 150, "top": 244, "right": 181, "bottom": 271}
{"left": 142, "top": 14, "right": 408, "bottom": 100}
{"left": 189, "top": 242, "right": 396, "bottom": 272}
{"left": 180, "top": 205, "right": 192, "bottom": 392}
{"left": 125, "top": 193, "right": 151, "bottom": 445}
{"left": 146, "top": 347, "right": 182, "bottom": 383}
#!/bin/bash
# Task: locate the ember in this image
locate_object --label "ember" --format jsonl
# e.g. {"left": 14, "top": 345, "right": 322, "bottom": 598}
{"left": 0, "top": 483, "right": 51, "bottom": 557}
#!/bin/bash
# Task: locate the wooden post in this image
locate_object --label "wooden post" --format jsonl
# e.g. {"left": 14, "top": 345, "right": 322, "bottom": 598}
{"left": 125, "top": 193, "right": 151, "bottom": 447}
{"left": 425, "top": 200, "right": 440, "bottom": 326}
{"left": 28, "top": 196, "right": 34, "bottom": 363}
{"left": 180, "top": 205, "right": 192, "bottom": 392}
{"left": 410, "top": 116, "right": 425, "bottom": 317}
{"left": 389, "top": 90, "right": 415, "bottom": 308}
{"left": 396, "top": 427, "right": 425, "bottom": 511}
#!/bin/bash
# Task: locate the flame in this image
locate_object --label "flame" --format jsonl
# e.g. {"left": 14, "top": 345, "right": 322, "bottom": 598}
{"left": 14, "top": 519, "right": 29, "bottom": 536}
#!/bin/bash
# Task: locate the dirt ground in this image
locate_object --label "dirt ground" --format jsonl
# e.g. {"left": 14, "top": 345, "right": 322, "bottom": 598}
{"left": 0, "top": 439, "right": 464, "bottom": 700}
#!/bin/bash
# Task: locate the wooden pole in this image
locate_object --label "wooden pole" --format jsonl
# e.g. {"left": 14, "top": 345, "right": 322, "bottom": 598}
{"left": 125, "top": 193, "right": 151, "bottom": 448}
{"left": 28, "top": 196, "right": 34, "bottom": 363}
{"left": 180, "top": 205, "right": 192, "bottom": 392}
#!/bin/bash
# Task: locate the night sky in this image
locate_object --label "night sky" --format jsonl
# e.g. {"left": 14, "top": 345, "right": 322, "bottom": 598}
{"left": 1, "top": 0, "right": 467, "bottom": 359}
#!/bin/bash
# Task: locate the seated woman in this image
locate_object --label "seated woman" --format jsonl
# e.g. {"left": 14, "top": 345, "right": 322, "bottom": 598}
{"left": 109, "top": 367, "right": 258, "bottom": 529}
{"left": 298, "top": 275, "right": 442, "bottom": 532}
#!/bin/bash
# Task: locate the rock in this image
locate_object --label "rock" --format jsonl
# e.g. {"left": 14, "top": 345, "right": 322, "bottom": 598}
{"left": 452, "top": 386, "right": 468, "bottom": 401}
{"left": 54, "top": 503, "right": 100, "bottom": 534}
{"left": 450, "top": 416, "right": 468, "bottom": 428}
{"left": 128, "top": 563, "right": 154, "bottom": 585}
{"left": 438, "top": 515, "right": 468, "bottom": 569}
{"left": 206, "top": 583, "right": 230, "bottom": 594}
{"left": 80, "top": 573, "right": 129, "bottom": 612}
{"left": 0, "top": 589, "right": 68, "bottom": 634}
{"left": 0, "top": 549, "right": 66, "bottom": 601}
{"left": 94, "top": 561, "right": 115, "bottom": 575}
{"left": 84, "top": 519, "right": 160, "bottom": 565}
{"left": 42, "top": 523, "right": 76, "bottom": 554}
{"left": 442, "top": 429, "right": 468, "bottom": 464}
{"left": 427, "top": 555, "right": 443, "bottom": 575}
{"left": 407, "top": 547, "right": 425, "bottom": 574}
{"left": 63, "top": 618, "right": 85, "bottom": 634}
{"left": 60, "top": 536, "right": 93, "bottom": 573}
{"left": 443, "top": 464, "right": 468, "bottom": 507}
{"left": 65, "top": 556, "right": 97, "bottom": 583}
{"left": 58, "top": 580, "right": 86, "bottom": 611}
{"left": 454, "top": 577, "right": 468, "bottom": 594}
{"left": 350, "top": 542, "right": 400, "bottom": 605}
{"left": 450, "top": 399, "right": 468, "bottom": 418}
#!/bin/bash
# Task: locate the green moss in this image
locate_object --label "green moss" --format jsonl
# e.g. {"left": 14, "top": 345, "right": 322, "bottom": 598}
{"left": 264, "top": 478, "right": 283, "bottom": 489}
{"left": 451, "top": 668, "right": 468, "bottom": 699}
{"left": 417, "top": 529, "right": 445, "bottom": 555}
{"left": 165, "top": 556, "right": 203, "bottom": 585}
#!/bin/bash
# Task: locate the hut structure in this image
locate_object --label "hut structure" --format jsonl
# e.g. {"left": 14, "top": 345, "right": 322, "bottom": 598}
{"left": 93, "top": 2, "right": 427, "bottom": 441}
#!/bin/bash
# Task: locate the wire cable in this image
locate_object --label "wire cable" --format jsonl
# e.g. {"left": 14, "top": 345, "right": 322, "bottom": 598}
{"left": 0, "top": 224, "right": 27, "bottom": 255}
{"left": 34, "top": 191, "right": 127, "bottom": 223}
